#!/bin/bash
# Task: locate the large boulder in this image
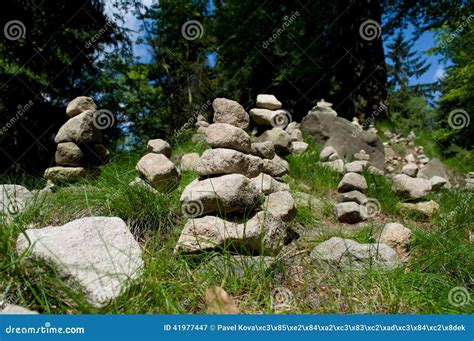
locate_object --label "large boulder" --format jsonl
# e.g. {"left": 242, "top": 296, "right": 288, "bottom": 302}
{"left": 212, "top": 98, "right": 249, "bottom": 129}
{"left": 175, "top": 212, "right": 285, "bottom": 255}
{"left": 196, "top": 148, "right": 262, "bottom": 177}
{"left": 254, "top": 128, "right": 293, "bottom": 156}
{"left": 310, "top": 237, "right": 401, "bottom": 269}
{"left": 301, "top": 111, "right": 385, "bottom": 169}
{"left": 417, "top": 158, "right": 449, "bottom": 181}
{"left": 55, "top": 142, "right": 84, "bottom": 166}
{"left": 16, "top": 217, "right": 143, "bottom": 308}
{"left": 66, "top": 96, "right": 97, "bottom": 118}
{"left": 44, "top": 166, "right": 97, "bottom": 183}
{"left": 392, "top": 174, "right": 432, "bottom": 199}
{"left": 180, "top": 174, "right": 261, "bottom": 216}
{"left": 205, "top": 123, "right": 251, "bottom": 153}
{"left": 135, "top": 153, "right": 180, "bottom": 191}
{"left": 55, "top": 110, "right": 102, "bottom": 144}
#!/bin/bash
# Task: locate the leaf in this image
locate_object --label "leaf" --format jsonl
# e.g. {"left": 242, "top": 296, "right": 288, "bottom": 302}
{"left": 205, "top": 287, "right": 239, "bottom": 314}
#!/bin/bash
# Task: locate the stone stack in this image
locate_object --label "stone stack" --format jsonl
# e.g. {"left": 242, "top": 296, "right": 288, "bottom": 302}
{"left": 249, "top": 94, "right": 306, "bottom": 155}
{"left": 133, "top": 139, "right": 181, "bottom": 192}
{"left": 44, "top": 96, "right": 110, "bottom": 183}
{"left": 335, "top": 169, "right": 368, "bottom": 224}
{"left": 175, "top": 97, "right": 296, "bottom": 256}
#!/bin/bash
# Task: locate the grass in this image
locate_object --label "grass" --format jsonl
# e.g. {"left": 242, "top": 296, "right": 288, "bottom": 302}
{"left": 0, "top": 138, "right": 473, "bottom": 314}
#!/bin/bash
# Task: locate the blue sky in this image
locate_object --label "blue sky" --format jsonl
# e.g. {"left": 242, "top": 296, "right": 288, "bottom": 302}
{"left": 106, "top": 1, "right": 448, "bottom": 86}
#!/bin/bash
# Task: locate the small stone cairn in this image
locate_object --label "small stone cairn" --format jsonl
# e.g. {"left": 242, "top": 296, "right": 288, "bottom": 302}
{"left": 44, "top": 96, "right": 111, "bottom": 183}
{"left": 175, "top": 97, "right": 296, "bottom": 255}
{"left": 133, "top": 139, "right": 181, "bottom": 192}
{"left": 250, "top": 94, "right": 308, "bottom": 155}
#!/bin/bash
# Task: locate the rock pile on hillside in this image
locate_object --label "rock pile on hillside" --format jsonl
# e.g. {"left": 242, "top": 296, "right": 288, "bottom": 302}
{"left": 44, "top": 96, "right": 110, "bottom": 183}
{"left": 175, "top": 97, "right": 296, "bottom": 255}
{"left": 133, "top": 139, "right": 181, "bottom": 192}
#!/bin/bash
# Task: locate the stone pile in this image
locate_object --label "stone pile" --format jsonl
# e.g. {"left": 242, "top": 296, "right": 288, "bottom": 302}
{"left": 133, "top": 139, "right": 181, "bottom": 192}
{"left": 175, "top": 97, "right": 296, "bottom": 255}
{"left": 250, "top": 94, "right": 307, "bottom": 155}
{"left": 44, "top": 96, "right": 110, "bottom": 183}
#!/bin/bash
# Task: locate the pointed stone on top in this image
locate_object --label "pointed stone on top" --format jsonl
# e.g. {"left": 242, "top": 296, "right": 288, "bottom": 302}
{"left": 212, "top": 98, "right": 249, "bottom": 129}
{"left": 256, "top": 94, "right": 282, "bottom": 110}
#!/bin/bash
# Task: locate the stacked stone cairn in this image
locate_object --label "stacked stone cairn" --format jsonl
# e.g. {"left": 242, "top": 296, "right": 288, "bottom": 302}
{"left": 250, "top": 94, "right": 308, "bottom": 155}
{"left": 44, "top": 96, "right": 110, "bottom": 183}
{"left": 133, "top": 139, "right": 181, "bottom": 192}
{"left": 175, "top": 97, "right": 296, "bottom": 255}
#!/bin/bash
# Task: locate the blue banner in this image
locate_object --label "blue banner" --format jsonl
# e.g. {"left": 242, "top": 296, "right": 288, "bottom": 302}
{"left": 0, "top": 314, "right": 472, "bottom": 340}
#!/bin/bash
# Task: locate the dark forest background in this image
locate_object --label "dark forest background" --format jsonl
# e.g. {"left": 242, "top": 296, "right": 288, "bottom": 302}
{"left": 0, "top": 0, "right": 472, "bottom": 175}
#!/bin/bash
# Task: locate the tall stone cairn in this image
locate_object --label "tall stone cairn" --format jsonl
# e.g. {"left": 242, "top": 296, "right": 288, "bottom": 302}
{"left": 44, "top": 96, "right": 111, "bottom": 183}
{"left": 175, "top": 97, "right": 297, "bottom": 256}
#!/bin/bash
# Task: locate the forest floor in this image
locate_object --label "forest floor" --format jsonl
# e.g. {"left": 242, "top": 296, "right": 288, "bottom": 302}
{"left": 1, "top": 136, "right": 473, "bottom": 314}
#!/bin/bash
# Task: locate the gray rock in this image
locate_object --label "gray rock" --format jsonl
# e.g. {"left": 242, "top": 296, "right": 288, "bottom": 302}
{"left": 16, "top": 217, "right": 144, "bottom": 308}
{"left": 250, "top": 141, "right": 275, "bottom": 160}
{"left": 401, "top": 163, "right": 418, "bottom": 177}
{"left": 292, "top": 141, "right": 308, "bottom": 154}
{"left": 55, "top": 110, "right": 102, "bottom": 144}
{"left": 335, "top": 202, "right": 367, "bottom": 224}
{"left": 263, "top": 191, "right": 296, "bottom": 222}
{"left": 392, "top": 174, "right": 431, "bottom": 199}
{"left": 175, "top": 212, "right": 285, "bottom": 255}
{"left": 429, "top": 176, "right": 447, "bottom": 190}
{"left": 288, "top": 128, "right": 303, "bottom": 142}
{"left": 147, "top": 139, "right": 171, "bottom": 157}
{"left": 66, "top": 96, "right": 97, "bottom": 118}
{"left": 261, "top": 154, "right": 289, "bottom": 177}
{"left": 337, "top": 172, "right": 368, "bottom": 192}
{"left": 135, "top": 153, "right": 180, "bottom": 191}
{"left": 399, "top": 200, "right": 439, "bottom": 217}
{"left": 196, "top": 148, "right": 262, "bottom": 177}
{"left": 379, "top": 223, "right": 411, "bottom": 258}
{"left": 320, "top": 146, "right": 338, "bottom": 162}
{"left": 205, "top": 123, "right": 251, "bottom": 153}
{"left": 0, "top": 305, "right": 39, "bottom": 314}
{"left": 180, "top": 174, "right": 260, "bottom": 216}
{"left": 0, "top": 185, "right": 33, "bottom": 221}
{"left": 256, "top": 94, "right": 282, "bottom": 110}
{"left": 249, "top": 108, "right": 290, "bottom": 128}
{"left": 337, "top": 190, "right": 368, "bottom": 205}
{"left": 301, "top": 111, "right": 385, "bottom": 169}
{"left": 250, "top": 173, "right": 289, "bottom": 195}
{"left": 310, "top": 237, "right": 401, "bottom": 269}
{"left": 254, "top": 128, "right": 293, "bottom": 156}
{"left": 212, "top": 98, "right": 249, "bottom": 129}
{"left": 44, "top": 166, "right": 97, "bottom": 183}
{"left": 55, "top": 142, "right": 84, "bottom": 166}
{"left": 417, "top": 158, "right": 449, "bottom": 181}
{"left": 345, "top": 160, "right": 367, "bottom": 174}
{"left": 179, "top": 153, "right": 200, "bottom": 172}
